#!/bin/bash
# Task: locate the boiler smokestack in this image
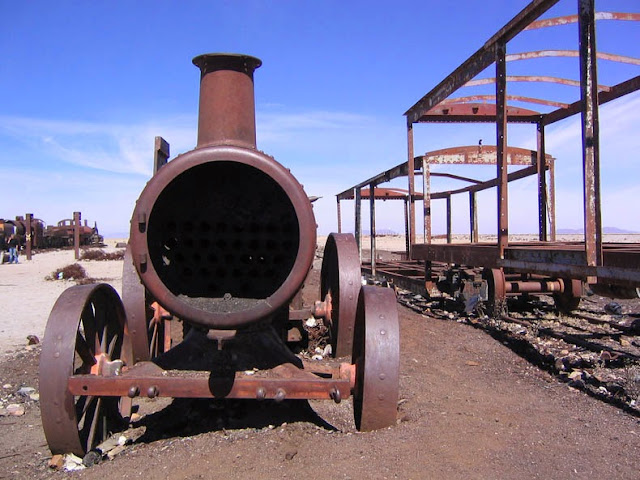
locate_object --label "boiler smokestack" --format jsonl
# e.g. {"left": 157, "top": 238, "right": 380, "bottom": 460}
{"left": 192, "top": 53, "right": 262, "bottom": 149}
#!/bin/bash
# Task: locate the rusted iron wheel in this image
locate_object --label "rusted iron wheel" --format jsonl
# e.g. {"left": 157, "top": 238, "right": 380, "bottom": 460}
{"left": 320, "top": 233, "right": 361, "bottom": 358}
{"left": 553, "top": 278, "right": 583, "bottom": 313}
{"left": 123, "top": 245, "right": 173, "bottom": 362}
{"left": 352, "top": 286, "right": 400, "bottom": 432}
{"left": 483, "top": 268, "right": 507, "bottom": 317}
{"left": 40, "top": 284, "right": 132, "bottom": 456}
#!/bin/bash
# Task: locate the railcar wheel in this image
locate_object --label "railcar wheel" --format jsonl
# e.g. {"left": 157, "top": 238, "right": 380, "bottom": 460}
{"left": 40, "top": 284, "right": 132, "bottom": 456}
{"left": 352, "top": 286, "right": 400, "bottom": 431}
{"left": 123, "top": 245, "right": 174, "bottom": 362}
{"left": 320, "top": 233, "right": 361, "bottom": 358}
{"left": 554, "top": 278, "right": 582, "bottom": 313}
{"left": 483, "top": 268, "right": 507, "bottom": 317}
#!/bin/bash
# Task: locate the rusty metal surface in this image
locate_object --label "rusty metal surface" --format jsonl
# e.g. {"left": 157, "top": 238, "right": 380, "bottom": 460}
{"left": 67, "top": 361, "right": 353, "bottom": 401}
{"left": 506, "top": 50, "right": 640, "bottom": 66}
{"left": 154, "top": 136, "right": 170, "bottom": 174}
{"left": 352, "top": 286, "right": 400, "bottom": 431}
{"left": 483, "top": 268, "right": 507, "bottom": 316}
{"left": 122, "top": 244, "right": 151, "bottom": 363}
{"left": 442, "top": 94, "right": 570, "bottom": 109}
{"left": 579, "top": 0, "right": 603, "bottom": 269}
{"left": 525, "top": 11, "right": 640, "bottom": 30}
{"left": 409, "top": 242, "right": 640, "bottom": 286}
{"left": 192, "top": 53, "right": 262, "bottom": 149}
{"left": 320, "top": 233, "right": 361, "bottom": 358}
{"left": 129, "top": 54, "right": 317, "bottom": 330}
{"left": 39, "top": 283, "right": 132, "bottom": 455}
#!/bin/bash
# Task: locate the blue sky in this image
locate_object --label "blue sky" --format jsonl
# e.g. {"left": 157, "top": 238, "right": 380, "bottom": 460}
{"left": 1, "top": 0, "right": 638, "bottom": 237}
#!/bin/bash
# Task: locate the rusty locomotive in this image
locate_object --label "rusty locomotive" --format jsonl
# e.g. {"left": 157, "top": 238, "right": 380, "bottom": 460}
{"left": 39, "top": 53, "right": 400, "bottom": 455}
{"left": 0, "top": 216, "right": 102, "bottom": 251}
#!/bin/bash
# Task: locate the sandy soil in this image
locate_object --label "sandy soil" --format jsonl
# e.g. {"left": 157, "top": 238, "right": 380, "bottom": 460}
{"left": 0, "top": 240, "right": 126, "bottom": 356}
{"left": 0, "top": 237, "right": 639, "bottom": 479}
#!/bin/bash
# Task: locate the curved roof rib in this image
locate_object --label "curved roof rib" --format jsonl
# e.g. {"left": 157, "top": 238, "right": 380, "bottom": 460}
{"left": 525, "top": 12, "right": 640, "bottom": 30}
{"left": 465, "top": 75, "right": 611, "bottom": 92}
{"left": 506, "top": 50, "right": 640, "bottom": 66}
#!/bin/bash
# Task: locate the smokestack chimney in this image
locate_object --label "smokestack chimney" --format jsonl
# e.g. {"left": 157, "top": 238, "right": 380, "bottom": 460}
{"left": 192, "top": 53, "right": 262, "bottom": 149}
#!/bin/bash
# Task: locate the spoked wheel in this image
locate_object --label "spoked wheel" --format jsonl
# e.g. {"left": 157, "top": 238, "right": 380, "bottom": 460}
{"left": 122, "top": 245, "right": 173, "bottom": 362}
{"left": 40, "top": 283, "right": 132, "bottom": 456}
{"left": 320, "top": 233, "right": 361, "bottom": 358}
{"left": 352, "top": 286, "right": 400, "bottom": 432}
{"left": 483, "top": 268, "right": 507, "bottom": 318}
{"left": 554, "top": 278, "right": 583, "bottom": 313}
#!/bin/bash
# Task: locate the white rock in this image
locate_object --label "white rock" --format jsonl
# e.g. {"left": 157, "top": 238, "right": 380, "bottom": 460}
{"left": 7, "top": 404, "right": 25, "bottom": 416}
{"left": 322, "top": 344, "right": 332, "bottom": 357}
{"left": 311, "top": 354, "right": 323, "bottom": 361}
{"left": 63, "top": 454, "right": 86, "bottom": 472}
{"left": 305, "top": 318, "right": 317, "bottom": 328}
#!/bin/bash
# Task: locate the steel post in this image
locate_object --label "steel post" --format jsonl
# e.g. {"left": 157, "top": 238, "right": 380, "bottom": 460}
{"left": 496, "top": 41, "right": 509, "bottom": 258}
{"left": 154, "top": 137, "right": 170, "bottom": 175}
{"left": 407, "top": 123, "right": 415, "bottom": 254}
{"left": 470, "top": 191, "right": 478, "bottom": 243}
{"left": 73, "top": 211, "right": 81, "bottom": 260}
{"left": 404, "top": 197, "right": 410, "bottom": 259}
{"left": 536, "top": 121, "right": 548, "bottom": 241}
{"left": 446, "top": 195, "right": 452, "bottom": 244}
{"left": 355, "top": 187, "right": 362, "bottom": 261}
{"left": 423, "top": 162, "right": 431, "bottom": 244}
{"left": 25, "top": 213, "right": 33, "bottom": 261}
{"left": 549, "top": 158, "right": 556, "bottom": 241}
{"left": 578, "top": 0, "right": 603, "bottom": 268}
{"left": 370, "top": 183, "right": 376, "bottom": 275}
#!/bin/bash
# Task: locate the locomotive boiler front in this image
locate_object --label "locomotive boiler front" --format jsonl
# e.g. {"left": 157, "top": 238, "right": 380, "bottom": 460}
{"left": 129, "top": 54, "right": 317, "bottom": 330}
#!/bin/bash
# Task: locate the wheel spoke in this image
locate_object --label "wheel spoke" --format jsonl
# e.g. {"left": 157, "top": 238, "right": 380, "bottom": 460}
{"left": 81, "top": 305, "right": 97, "bottom": 349}
{"left": 150, "top": 324, "right": 158, "bottom": 358}
{"left": 100, "top": 323, "right": 108, "bottom": 354}
{"left": 86, "top": 397, "right": 102, "bottom": 453}
{"left": 75, "top": 332, "right": 97, "bottom": 369}
{"left": 107, "top": 334, "right": 119, "bottom": 357}
{"left": 75, "top": 395, "right": 94, "bottom": 422}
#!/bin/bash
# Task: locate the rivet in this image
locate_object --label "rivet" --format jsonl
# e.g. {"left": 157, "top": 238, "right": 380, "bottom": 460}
{"left": 128, "top": 386, "right": 140, "bottom": 398}
{"left": 379, "top": 373, "right": 386, "bottom": 380}
{"left": 274, "top": 388, "right": 286, "bottom": 403}
{"left": 378, "top": 394, "right": 385, "bottom": 400}
{"left": 380, "top": 329, "right": 386, "bottom": 335}
{"left": 54, "top": 352, "right": 60, "bottom": 358}
{"left": 256, "top": 387, "right": 266, "bottom": 400}
{"left": 147, "top": 386, "right": 158, "bottom": 398}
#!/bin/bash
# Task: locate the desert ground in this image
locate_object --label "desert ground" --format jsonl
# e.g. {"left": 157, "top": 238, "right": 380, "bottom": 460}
{"left": 0, "top": 236, "right": 639, "bottom": 479}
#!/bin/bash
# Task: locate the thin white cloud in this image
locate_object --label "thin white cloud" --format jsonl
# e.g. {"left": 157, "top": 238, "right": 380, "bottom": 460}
{"left": 0, "top": 115, "right": 196, "bottom": 176}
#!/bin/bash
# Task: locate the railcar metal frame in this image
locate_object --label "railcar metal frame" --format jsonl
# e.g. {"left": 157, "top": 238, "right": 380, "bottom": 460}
{"left": 337, "top": 0, "right": 640, "bottom": 291}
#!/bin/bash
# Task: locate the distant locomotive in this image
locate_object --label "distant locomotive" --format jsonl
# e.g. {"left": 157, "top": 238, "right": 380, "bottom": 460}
{"left": 0, "top": 216, "right": 103, "bottom": 250}
{"left": 43, "top": 219, "right": 103, "bottom": 248}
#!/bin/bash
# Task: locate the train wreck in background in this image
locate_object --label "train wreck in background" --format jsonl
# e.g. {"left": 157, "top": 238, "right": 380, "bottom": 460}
{"left": 0, "top": 214, "right": 103, "bottom": 251}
